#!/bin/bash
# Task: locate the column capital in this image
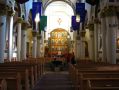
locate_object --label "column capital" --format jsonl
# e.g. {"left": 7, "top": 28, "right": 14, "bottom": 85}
{"left": 17, "top": 17, "right": 23, "bottom": 23}
{"left": 94, "top": 18, "right": 101, "bottom": 24}
{"left": 7, "top": 9, "right": 15, "bottom": 16}
{"left": 37, "top": 35, "right": 42, "bottom": 40}
{"left": 100, "top": 8, "right": 106, "bottom": 18}
{"left": 89, "top": 30, "right": 94, "bottom": 38}
{"left": 22, "top": 21, "right": 28, "bottom": 30}
{"left": 80, "top": 30, "right": 86, "bottom": 37}
{"left": 87, "top": 23, "right": 94, "bottom": 31}
{"left": 32, "top": 31, "right": 38, "bottom": 37}
{"left": 105, "top": 6, "right": 116, "bottom": 17}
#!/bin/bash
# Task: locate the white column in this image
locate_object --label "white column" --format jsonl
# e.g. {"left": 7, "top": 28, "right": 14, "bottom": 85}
{"left": 79, "top": 23, "right": 85, "bottom": 59}
{"left": 17, "top": 17, "right": 23, "bottom": 61}
{"left": 37, "top": 35, "right": 41, "bottom": 57}
{"left": 94, "top": 19, "right": 99, "bottom": 61}
{"left": 76, "top": 39, "right": 81, "bottom": 59}
{"left": 0, "top": 15, "right": 7, "bottom": 63}
{"left": 105, "top": 8, "right": 117, "bottom": 64}
{"left": 73, "top": 31, "right": 77, "bottom": 58}
{"left": 7, "top": 10, "right": 14, "bottom": 61}
{"left": 88, "top": 30, "right": 95, "bottom": 60}
{"left": 21, "top": 22, "right": 28, "bottom": 60}
{"left": 101, "top": 17, "right": 107, "bottom": 62}
{"left": 32, "top": 31, "right": 37, "bottom": 58}
{"left": 80, "top": 31, "right": 86, "bottom": 59}
{"left": 76, "top": 35, "right": 80, "bottom": 60}
{"left": 74, "top": 39, "right": 77, "bottom": 60}
{"left": 81, "top": 40, "right": 85, "bottom": 59}
{"left": 41, "top": 31, "right": 44, "bottom": 57}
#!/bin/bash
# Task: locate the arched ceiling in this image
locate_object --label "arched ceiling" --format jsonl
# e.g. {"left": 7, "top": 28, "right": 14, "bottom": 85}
{"left": 41, "top": 0, "right": 79, "bottom": 14}
{"left": 44, "top": 1, "right": 74, "bottom": 40}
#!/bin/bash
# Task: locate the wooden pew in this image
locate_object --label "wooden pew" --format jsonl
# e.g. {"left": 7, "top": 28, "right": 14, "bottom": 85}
{"left": 0, "top": 72, "right": 21, "bottom": 90}
{"left": 22, "top": 60, "right": 40, "bottom": 83}
{"left": 0, "top": 62, "right": 33, "bottom": 90}
{"left": 4, "top": 61, "right": 42, "bottom": 87}
{"left": 0, "top": 79, "right": 7, "bottom": 90}
{"left": 24, "top": 58, "right": 45, "bottom": 79}
{"left": 0, "top": 59, "right": 44, "bottom": 89}
{"left": 79, "top": 72, "right": 119, "bottom": 90}
{"left": 69, "top": 63, "right": 119, "bottom": 90}
{"left": 88, "top": 78, "right": 119, "bottom": 90}
{"left": 0, "top": 67, "right": 29, "bottom": 90}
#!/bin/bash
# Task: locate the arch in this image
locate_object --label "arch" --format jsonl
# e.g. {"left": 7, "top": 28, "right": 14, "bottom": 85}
{"left": 44, "top": 1, "right": 74, "bottom": 41}
{"left": 43, "top": 0, "right": 76, "bottom": 15}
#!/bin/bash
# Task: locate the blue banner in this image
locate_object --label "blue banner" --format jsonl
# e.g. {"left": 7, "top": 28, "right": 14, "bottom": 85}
{"left": 71, "top": 16, "right": 80, "bottom": 31}
{"left": 32, "top": 2, "right": 42, "bottom": 23}
{"left": 76, "top": 3, "right": 85, "bottom": 22}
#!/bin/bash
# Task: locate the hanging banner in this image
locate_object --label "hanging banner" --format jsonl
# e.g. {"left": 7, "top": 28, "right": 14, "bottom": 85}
{"left": 15, "top": 0, "right": 29, "bottom": 4}
{"left": 76, "top": 3, "right": 85, "bottom": 22}
{"left": 32, "top": 2, "right": 42, "bottom": 30}
{"left": 39, "top": 16, "right": 47, "bottom": 31}
{"left": 71, "top": 16, "right": 80, "bottom": 31}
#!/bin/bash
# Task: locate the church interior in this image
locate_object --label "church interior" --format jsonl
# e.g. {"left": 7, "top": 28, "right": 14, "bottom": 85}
{"left": 0, "top": 0, "right": 119, "bottom": 90}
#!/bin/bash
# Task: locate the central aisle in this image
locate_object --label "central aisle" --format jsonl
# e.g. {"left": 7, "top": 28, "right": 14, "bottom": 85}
{"left": 32, "top": 72, "right": 74, "bottom": 90}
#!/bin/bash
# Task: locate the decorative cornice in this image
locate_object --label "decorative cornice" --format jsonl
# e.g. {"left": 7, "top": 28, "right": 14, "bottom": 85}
{"left": 17, "top": 17, "right": 23, "bottom": 23}
{"left": 32, "top": 31, "right": 38, "bottom": 37}
{"left": 22, "top": 21, "right": 28, "bottom": 30}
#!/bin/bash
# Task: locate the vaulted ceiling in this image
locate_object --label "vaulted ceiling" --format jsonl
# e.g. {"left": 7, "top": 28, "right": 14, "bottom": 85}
{"left": 41, "top": 0, "right": 79, "bottom": 12}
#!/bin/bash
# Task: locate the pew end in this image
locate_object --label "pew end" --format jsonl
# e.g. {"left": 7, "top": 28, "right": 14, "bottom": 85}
{"left": 0, "top": 79, "right": 7, "bottom": 90}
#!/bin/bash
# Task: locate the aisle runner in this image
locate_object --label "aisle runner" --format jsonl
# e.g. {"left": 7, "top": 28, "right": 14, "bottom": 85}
{"left": 32, "top": 72, "right": 74, "bottom": 90}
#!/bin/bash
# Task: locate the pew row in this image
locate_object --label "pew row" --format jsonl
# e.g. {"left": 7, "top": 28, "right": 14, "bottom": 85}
{"left": 0, "top": 58, "right": 45, "bottom": 90}
{"left": 69, "top": 63, "right": 119, "bottom": 90}
{"left": 0, "top": 79, "right": 7, "bottom": 90}
{"left": 0, "top": 72, "right": 21, "bottom": 90}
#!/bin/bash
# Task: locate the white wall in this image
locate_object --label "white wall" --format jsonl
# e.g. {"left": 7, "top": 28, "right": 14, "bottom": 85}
{"left": 44, "top": 1, "right": 74, "bottom": 40}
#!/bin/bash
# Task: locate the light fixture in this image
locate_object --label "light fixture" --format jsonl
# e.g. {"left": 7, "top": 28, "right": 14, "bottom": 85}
{"left": 35, "top": 13, "right": 40, "bottom": 23}
{"left": 76, "top": 14, "right": 80, "bottom": 23}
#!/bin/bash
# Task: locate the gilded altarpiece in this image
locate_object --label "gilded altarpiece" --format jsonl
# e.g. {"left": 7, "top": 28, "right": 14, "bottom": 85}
{"left": 48, "top": 28, "right": 69, "bottom": 56}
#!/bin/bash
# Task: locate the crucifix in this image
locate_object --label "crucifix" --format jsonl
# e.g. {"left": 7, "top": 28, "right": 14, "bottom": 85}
{"left": 57, "top": 18, "right": 62, "bottom": 25}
